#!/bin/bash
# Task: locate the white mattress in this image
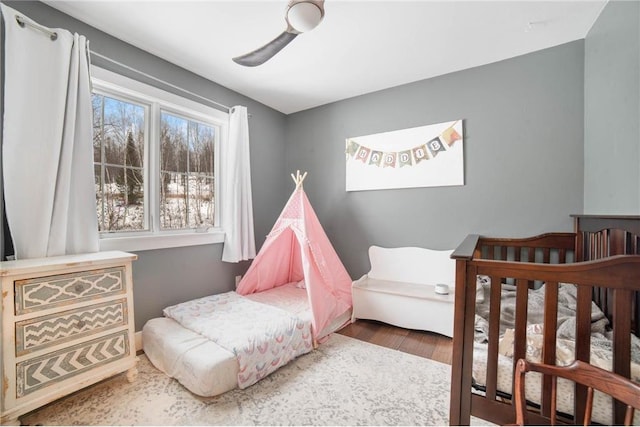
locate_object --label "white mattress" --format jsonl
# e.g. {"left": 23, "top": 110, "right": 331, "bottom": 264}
{"left": 143, "top": 317, "right": 238, "bottom": 397}
{"left": 142, "top": 283, "right": 349, "bottom": 396}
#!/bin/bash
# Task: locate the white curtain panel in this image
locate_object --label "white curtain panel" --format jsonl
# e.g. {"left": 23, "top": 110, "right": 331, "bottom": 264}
{"left": 1, "top": 4, "right": 98, "bottom": 260}
{"left": 221, "top": 106, "right": 256, "bottom": 263}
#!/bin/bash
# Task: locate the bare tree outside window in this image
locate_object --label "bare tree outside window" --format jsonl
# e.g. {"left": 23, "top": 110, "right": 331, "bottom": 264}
{"left": 160, "top": 112, "right": 215, "bottom": 230}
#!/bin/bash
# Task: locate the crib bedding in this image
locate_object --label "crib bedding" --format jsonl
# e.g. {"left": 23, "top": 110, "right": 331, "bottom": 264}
{"left": 143, "top": 282, "right": 319, "bottom": 395}
{"left": 473, "top": 339, "right": 640, "bottom": 425}
{"left": 472, "top": 280, "right": 640, "bottom": 425}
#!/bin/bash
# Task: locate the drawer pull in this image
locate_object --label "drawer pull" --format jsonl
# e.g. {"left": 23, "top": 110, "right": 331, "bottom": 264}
{"left": 76, "top": 320, "right": 86, "bottom": 329}
{"left": 74, "top": 284, "right": 84, "bottom": 293}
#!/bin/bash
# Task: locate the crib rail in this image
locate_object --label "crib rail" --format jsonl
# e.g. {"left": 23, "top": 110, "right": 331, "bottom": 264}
{"left": 475, "top": 233, "right": 576, "bottom": 264}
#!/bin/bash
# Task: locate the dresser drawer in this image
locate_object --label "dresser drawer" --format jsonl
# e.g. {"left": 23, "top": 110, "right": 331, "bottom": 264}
{"left": 16, "top": 330, "right": 130, "bottom": 398}
{"left": 15, "top": 299, "right": 128, "bottom": 356}
{"left": 14, "top": 267, "right": 126, "bottom": 315}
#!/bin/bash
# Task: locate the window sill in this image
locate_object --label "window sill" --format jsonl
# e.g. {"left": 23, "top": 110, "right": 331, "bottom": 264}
{"left": 98, "top": 230, "right": 225, "bottom": 252}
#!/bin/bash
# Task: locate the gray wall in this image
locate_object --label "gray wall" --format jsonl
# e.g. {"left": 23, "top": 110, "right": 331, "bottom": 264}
{"left": 286, "top": 42, "right": 585, "bottom": 279}
{"left": 584, "top": 0, "right": 640, "bottom": 214}
{"left": 2, "top": 1, "right": 290, "bottom": 330}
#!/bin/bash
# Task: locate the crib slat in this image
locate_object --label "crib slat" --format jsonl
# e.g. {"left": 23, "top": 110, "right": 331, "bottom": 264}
{"left": 611, "top": 228, "right": 625, "bottom": 255}
{"left": 541, "top": 282, "right": 559, "bottom": 418}
{"left": 512, "top": 279, "right": 529, "bottom": 403}
{"left": 526, "top": 250, "right": 536, "bottom": 288}
{"left": 558, "top": 248, "right": 566, "bottom": 264}
{"left": 542, "top": 248, "right": 551, "bottom": 263}
{"left": 613, "top": 288, "right": 632, "bottom": 424}
{"left": 486, "top": 275, "right": 503, "bottom": 400}
{"left": 456, "top": 266, "right": 481, "bottom": 425}
{"left": 575, "top": 285, "right": 593, "bottom": 424}
{"left": 633, "top": 234, "right": 640, "bottom": 336}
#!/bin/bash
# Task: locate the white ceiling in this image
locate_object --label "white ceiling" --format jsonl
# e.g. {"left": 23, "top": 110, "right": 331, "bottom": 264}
{"left": 44, "top": 0, "right": 607, "bottom": 114}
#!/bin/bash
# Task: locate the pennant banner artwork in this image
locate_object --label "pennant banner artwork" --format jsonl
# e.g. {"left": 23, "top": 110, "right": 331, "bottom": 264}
{"left": 345, "top": 120, "right": 464, "bottom": 191}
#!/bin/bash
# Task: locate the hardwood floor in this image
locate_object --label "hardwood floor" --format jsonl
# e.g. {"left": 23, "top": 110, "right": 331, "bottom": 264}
{"left": 337, "top": 319, "right": 453, "bottom": 365}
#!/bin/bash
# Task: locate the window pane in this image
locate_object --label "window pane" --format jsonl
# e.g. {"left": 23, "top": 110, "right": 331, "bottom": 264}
{"left": 92, "top": 94, "right": 103, "bottom": 163}
{"left": 189, "top": 121, "right": 215, "bottom": 175}
{"left": 102, "top": 97, "right": 144, "bottom": 166}
{"left": 188, "top": 177, "right": 214, "bottom": 228}
{"left": 161, "top": 113, "right": 216, "bottom": 230}
{"left": 92, "top": 94, "right": 146, "bottom": 233}
{"left": 101, "top": 165, "right": 144, "bottom": 232}
{"left": 94, "top": 164, "right": 104, "bottom": 231}
{"left": 160, "top": 172, "right": 187, "bottom": 229}
{"left": 161, "top": 112, "right": 188, "bottom": 173}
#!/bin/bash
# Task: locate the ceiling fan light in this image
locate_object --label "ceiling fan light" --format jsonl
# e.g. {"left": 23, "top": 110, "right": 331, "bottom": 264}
{"left": 287, "top": 3, "right": 323, "bottom": 33}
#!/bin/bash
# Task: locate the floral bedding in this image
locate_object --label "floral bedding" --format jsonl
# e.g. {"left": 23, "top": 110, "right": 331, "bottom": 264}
{"left": 163, "top": 291, "right": 313, "bottom": 389}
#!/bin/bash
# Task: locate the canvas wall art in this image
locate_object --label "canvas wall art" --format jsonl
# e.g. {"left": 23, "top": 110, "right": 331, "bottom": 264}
{"left": 345, "top": 120, "right": 463, "bottom": 191}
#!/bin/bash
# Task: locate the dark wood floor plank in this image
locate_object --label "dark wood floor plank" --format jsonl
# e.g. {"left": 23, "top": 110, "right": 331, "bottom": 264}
{"left": 337, "top": 319, "right": 453, "bottom": 364}
{"left": 398, "top": 330, "right": 437, "bottom": 358}
{"left": 338, "top": 320, "right": 378, "bottom": 341}
{"left": 430, "top": 337, "right": 454, "bottom": 365}
{"left": 369, "top": 323, "right": 410, "bottom": 349}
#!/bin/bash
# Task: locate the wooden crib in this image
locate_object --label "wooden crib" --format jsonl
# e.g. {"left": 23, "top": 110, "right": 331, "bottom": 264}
{"left": 449, "top": 215, "right": 640, "bottom": 425}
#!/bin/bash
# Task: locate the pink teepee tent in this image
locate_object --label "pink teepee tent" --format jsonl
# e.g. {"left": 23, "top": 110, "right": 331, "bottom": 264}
{"left": 236, "top": 172, "right": 352, "bottom": 338}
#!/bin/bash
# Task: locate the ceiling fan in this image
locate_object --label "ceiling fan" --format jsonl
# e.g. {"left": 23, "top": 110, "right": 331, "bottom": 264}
{"left": 233, "top": 0, "right": 325, "bottom": 67}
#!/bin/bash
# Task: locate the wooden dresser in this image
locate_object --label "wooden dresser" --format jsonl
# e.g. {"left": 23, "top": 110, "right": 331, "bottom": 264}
{"left": 0, "top": 251, "right": 138, "bottom": 425}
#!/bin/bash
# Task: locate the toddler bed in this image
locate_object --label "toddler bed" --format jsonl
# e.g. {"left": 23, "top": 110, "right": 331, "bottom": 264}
{"left": 449, "top": 215, "right": 640, "bottom": 426}
{"left": 143, "top": 281, "right": 351, "bottom": 396}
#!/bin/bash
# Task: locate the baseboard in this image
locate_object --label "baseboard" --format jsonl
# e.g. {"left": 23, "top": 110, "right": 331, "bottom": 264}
{"left": 135, "top": 331, "right": 143, "bottom": 352}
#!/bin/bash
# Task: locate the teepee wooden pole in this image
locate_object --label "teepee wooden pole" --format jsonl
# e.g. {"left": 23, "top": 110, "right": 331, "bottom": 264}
{"left": 290, "top": 170, "right": 308, "bottom": 189}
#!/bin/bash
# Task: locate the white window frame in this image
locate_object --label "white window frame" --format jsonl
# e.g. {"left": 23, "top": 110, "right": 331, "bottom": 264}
{"left": 91, "top": 66, "right": 226, "bottom": 252}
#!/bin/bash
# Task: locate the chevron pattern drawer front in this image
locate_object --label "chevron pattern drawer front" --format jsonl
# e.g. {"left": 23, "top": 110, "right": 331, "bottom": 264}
{"left": 15, "top": 267, "right": 125, "bottom": 315}
{"left": 15, "top": 299, "right": 128, "bottom": 356}
{"left": 16, "top": 330, "right": 129, "bottom": 397}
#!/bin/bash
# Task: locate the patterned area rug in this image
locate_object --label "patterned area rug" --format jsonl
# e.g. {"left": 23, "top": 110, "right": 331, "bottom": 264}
{"left": 21, "top": 334, "right": 491, "bottom": 426}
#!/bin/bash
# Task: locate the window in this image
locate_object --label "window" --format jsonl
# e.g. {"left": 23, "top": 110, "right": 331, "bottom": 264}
{"left": 91, "top": 67, "right": 227, "bottom": 251}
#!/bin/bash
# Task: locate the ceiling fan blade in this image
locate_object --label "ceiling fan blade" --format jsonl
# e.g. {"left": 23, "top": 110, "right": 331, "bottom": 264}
{"left": 233, "top": 31, "right": 299, "bottom": 67}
